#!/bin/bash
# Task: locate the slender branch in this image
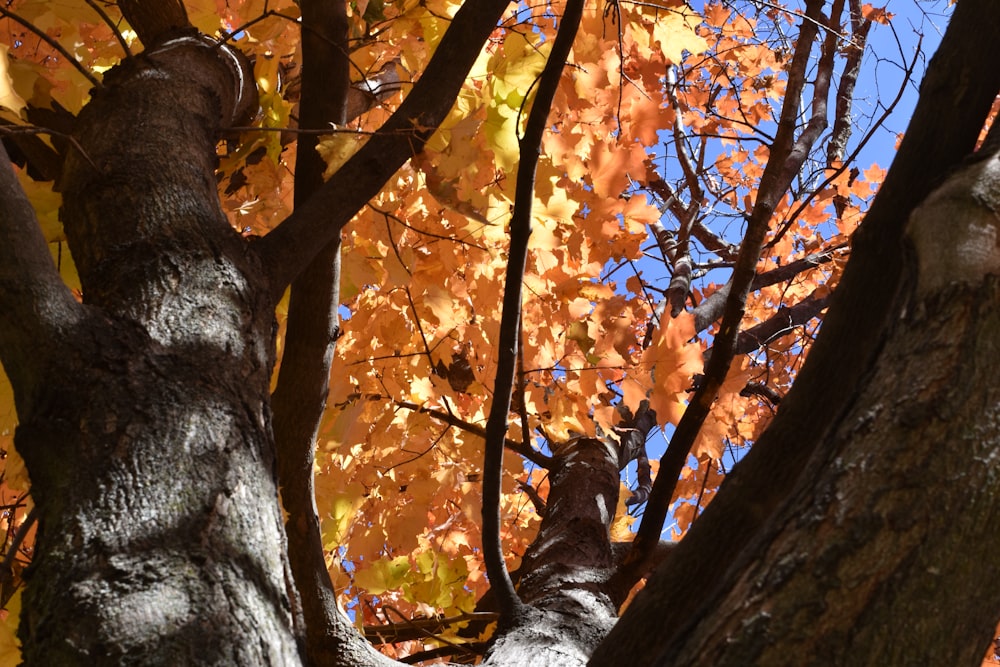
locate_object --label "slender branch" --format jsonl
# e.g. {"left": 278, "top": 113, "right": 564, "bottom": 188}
{"left": 768, "top": 32, "right": 919, "bottom": 250}
{"left": 363, "top": 611, "right": 499, "bottom": 644}
{"left": 625, "top": 0, "right": 839, "bottom": 576}
{"left": 691, "top": 242, "right": 845, "bottom": 332}
{"left": 733, "top": 289, "right": 830, "bottom": 355}
{"left": 267, "top": 2, "right": 392, "bottom": 666}
{"left": 481, "top": 0, "right": 584, "bottom": 623}
{"left": 393, "top": 399, "right": 553, "bottom": 468}
{"left": 83, "top": 0, "right": 132, "bottom": 57}
{"left": 826, "top": 0, "right": 870, "bottom": 165}
{"left": 663, "top": 66, "right": 702, "bottom": 317}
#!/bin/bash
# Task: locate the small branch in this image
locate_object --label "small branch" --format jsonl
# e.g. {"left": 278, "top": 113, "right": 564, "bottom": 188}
{"left": 826, "top": 0, "right": 870, "bottom": 165}
{"left": 83, "top": 0, "right": 132, "bottom": 58}
{"left": 518, "top": 479, "right": 547, "bottom": 516}
{"left": 393, "top": 399, "right": 553, "bottom": 468}
{"left": 692, "top": 242, "right": 845, "bottom": 332}
{"left": 734, "top": 289, "right": 830, "bottom": 355}
{"left": 481, "top": 0, "right": 585, "bottom": 623}
{"left": 768, "top": 33, "right": 919, "bottom": 250}
{"left": 363, "top": 611, "right": 499, "bottom": 644}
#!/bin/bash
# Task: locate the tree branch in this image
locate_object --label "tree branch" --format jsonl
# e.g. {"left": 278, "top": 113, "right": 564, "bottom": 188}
{"left": 734, "top": 289, "right": 829, "bottom": 356}
{"left": 268, "top": 2, "right": 399, "bottom": 665}
{"left": 594, "top": 1, "right": 1000, "bottom": 663}
{"left": 481, "top": 0, "right": 584, "bottom": 623}
{"left": 393, "top": 400, "right": 553, "bottom": 468}
{"left": 255, "top": 0, "right": 514, "bottom": 303}
{"left": 117, "top": 0, "right": 191, "bottom": 47}
{"left": 691, "top": 242, "right": 845, "bottom": 332}
{"left": 0, "top": 143, "right": 80, "bottom": 395}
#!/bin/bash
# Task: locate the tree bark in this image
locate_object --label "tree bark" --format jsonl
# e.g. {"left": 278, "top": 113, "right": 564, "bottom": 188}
{"left": 653, "top": 151, "right": 1000, "bottom": 666}
{"left": 8, "top": 37, "right": 303, "bottom": 665}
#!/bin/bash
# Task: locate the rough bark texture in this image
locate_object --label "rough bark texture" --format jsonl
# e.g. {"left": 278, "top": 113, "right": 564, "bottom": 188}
{"left": 483, "top": 438, "right": 620, "bottom": 666}
{"left": 10, "top": 38, "right": 302, "bottom": 665}
{"left": 654, "top": 154, "right": 1000, "bottom": 665}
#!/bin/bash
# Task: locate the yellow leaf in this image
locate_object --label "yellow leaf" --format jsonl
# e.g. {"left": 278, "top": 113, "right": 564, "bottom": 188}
{"left": 317, "top": 130, "right": 371, "bottom": 179}
{"left": 0, "top": 589, "right": 21, "bottom": 667}
{"left": 650, "top": 11, "right": 708, "bottom": 64}
{"left": 0, "top": 46, "right": 25, "bottom": 113}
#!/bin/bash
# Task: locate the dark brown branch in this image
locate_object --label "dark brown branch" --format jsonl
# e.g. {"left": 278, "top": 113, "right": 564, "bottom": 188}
{"left": 594, "top": 1, "right": 1000, "bottom": 663}
{"left": 734, "top": 289, "right": 830, "bottom": 355}
{"left": 826, "top": 0, "right": 870, "bottom": 165}
{"left": 623, "top": 0, "right": 840, "bottom": 584}
{"left": 84, "top": 0, "right": 132, "bottom": 57}
{"left": 364, "top": 611, "right": 499, "bottom": 644}
{"left": 0, "top": 503, "right": 34, "bottom": 606}
{"left": 692, "top": 243, "right": 844, "bottom": 332}
{"left": 255, "top": 0, "right": 515, "bottom": 303}
{"left": 117, "top": 0, "right": 190, "bottom": 46}
{"left": 768, "top": 31, "right": 919, "bottom": 250}
{"left": 0, "top": 123, "right": 63, "bottom": 181}
{"left": 481, "top": 0, "right": 584, "bottom": 622}
{"left": 268, "top": 1, "right": 390, "bottom": 666}
{"left": 0, "top": 8, "right": 101, "bottom": 88}
{"left": 393, "top": 399, "right": 553, "bottom": 468}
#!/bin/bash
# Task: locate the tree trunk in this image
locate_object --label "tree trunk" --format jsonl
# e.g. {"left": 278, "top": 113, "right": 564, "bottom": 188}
{"left": 12, "top": 37, "right": 302, "bottom": 665}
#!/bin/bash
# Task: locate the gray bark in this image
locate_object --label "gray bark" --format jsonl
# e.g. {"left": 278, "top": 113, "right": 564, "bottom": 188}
{"left": 5, "top": 37, "right": 302, "bottom": 666}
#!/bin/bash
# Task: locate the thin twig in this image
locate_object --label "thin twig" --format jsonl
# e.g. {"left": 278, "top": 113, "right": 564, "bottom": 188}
{"left": 83, "top": 0, "right": 132, "bottom": 57}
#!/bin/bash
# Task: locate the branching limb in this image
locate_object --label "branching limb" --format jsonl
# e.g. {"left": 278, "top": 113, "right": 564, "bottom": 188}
{"left": 268, "top": 2, "right": 395, "bottom": 666}
{"left": 622, "top": 0, "right": 843, "bottom": 584}
{"left": 692, "top": 242, "right": 845, "bottom": 332}
{"left": 255, "top": 0, "right": 515, "bottom": 302}
{"left": 481, "top": 0, "right": 584, "bottom": 624}
{"left": 393, "top": 399, "right": 553, "bottom": 468}
{"left": 733, "top": 288, "right": 829, "bottom": 355}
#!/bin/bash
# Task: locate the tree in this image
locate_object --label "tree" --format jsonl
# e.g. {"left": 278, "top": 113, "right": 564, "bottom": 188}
{"left": 0, "top": 0, "right": 998, "bottom": 665}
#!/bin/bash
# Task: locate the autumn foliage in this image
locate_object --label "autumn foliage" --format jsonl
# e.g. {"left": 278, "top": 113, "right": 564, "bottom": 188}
{"left": 0, "top": 0, "right": 956, "bottom": 663}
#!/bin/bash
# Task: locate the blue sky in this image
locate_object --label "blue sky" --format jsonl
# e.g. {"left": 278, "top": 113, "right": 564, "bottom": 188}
{"left": 627, "top": 0, "right": 955, "bottom": 537}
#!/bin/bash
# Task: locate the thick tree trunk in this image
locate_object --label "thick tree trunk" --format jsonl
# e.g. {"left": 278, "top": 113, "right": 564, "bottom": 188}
{"left": 11, "top": 37, "right": 303, "bottom": 665}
